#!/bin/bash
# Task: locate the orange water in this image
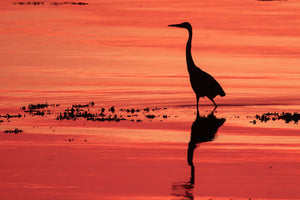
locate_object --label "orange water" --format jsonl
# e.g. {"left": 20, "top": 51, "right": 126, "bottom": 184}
{"left": 0, "top": 0, "right": 300, "bottom": 199}
{"left": 0, "top": 0, "right": 299, "bottom": 107}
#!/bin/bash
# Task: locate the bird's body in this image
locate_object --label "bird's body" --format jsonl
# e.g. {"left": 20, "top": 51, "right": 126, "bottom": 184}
{"left": 169, "top": 22, "right": 225, "bottom": 112}
{"left": 189, "top": 67, "right": 225, "bottom": 99}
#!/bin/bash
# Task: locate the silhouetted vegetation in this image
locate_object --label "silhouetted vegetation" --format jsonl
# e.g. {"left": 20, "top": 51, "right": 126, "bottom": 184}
{"left": 72, "top": 102, "right": 94, "bottom": 108}
{"left": 13, "top": 1, "right": 88, "bottom": 6}
{"left": 120, "top": 108, "right": 140, "bottom": 113}
{"left": 54, "top": 103, "right": 170, "bottom": 122}
{"left": 0, "top": 114, "right": 22, "bottom": 119}
{"left": 254, "top": 112, "right": 299, "bottom": 124}
{"left": 0, "top": 101, "right": 298, "bottom": 126}
{"left": 13, "top": 1, "right": 45, "bottom": 5}
{"left": 0, "top": 102, "right": 168, "bottom": 123}
{"left": 4, "top": 128, "right": 23, "bottom": 134}
{"left": 108, "top": 106, "right": 115, "bottom": 113}
{"left": 56, "top": 103, "right": 126, "bottom": 122}
{"left": 51, "top": 1, "right": 88, "bottom": 5}
{"left": 21, "top": 102, "right": 58, "bottom": 116}
{"left": 145, "top": 114, "right": 156, "bottom": 119}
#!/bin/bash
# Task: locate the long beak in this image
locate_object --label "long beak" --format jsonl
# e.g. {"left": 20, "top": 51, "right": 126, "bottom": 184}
{"left": 168, "top": 24, "right": 182, "bottom": 28}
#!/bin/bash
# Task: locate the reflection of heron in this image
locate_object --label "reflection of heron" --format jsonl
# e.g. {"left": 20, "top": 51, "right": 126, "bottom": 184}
{"left": 188, "top": 112, "right": 226, "bottom": 185}
{"left": 168, "top": 22, "right": 226, "bottom": 112}
{"left": 172, "top": 112, "right": 225, "bottom": 200}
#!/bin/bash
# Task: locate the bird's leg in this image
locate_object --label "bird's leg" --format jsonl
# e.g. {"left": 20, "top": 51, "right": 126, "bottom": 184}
{"left": 187, "top": 141, "right": 195, "bottom": 185}
{"left": 196, "top": 95, "right": 199, "bottom": 115}
{"left": 209, "top": 98, "right": 218, "bottom": 111}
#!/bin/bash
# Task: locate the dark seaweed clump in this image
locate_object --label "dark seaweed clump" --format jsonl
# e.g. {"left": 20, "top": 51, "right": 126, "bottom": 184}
{"left": 145, "top": 114, "right": 156, "bottom": 119}
{"left": 21, "top": 103, "right": 59, "bottom": 116}
{"left": 55, "top": 103, "right": 168, "bottom": 122}
{"left": 4, "top": 128, "right": 23, "bottom": 134}
{"left": 56, "top": 103, "right": 126, "bottom": 122}
{"left": 0, "top": 114, "right": 22, "bottom": 119}
{"left": 119, "top": 106, "right": 168, "bottom": 121}
{"left": 51, "top": 1, "right": 88, "bottom": 5}
{"left": 13, "top": 1, "right": 88, "bottom": 5}
{"left": 13, "top": 1, "right": 45, "bottom": 5}
{"left": 253, "top": 112, "right": 299, "bottom": 124}
{"left": 0, "top": 102, "right": 169, "bottom": 123}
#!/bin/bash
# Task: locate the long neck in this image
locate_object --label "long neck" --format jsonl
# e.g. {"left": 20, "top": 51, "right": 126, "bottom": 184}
{"left": 186, "top": 28, "right": 196, "bottom": 72}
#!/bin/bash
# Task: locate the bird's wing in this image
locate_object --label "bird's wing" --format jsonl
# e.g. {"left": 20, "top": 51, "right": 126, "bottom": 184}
{"left": 202, "top": 70, "right": 226, "bottom": 97}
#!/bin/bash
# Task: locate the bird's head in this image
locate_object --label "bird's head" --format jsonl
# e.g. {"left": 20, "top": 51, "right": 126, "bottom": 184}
{"left": 168, "top": 22, "right": 192, "bottom": 30}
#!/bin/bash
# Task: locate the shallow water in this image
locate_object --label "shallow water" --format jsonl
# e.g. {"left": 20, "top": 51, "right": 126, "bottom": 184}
{"left": 0, "top": 0, "right": 300, "bottom": 107}
{"left": 0, "top": 0, "right": 300, "bottom": 199}
{"left": 0, "top": 104, "right": 299, "bottom": 200}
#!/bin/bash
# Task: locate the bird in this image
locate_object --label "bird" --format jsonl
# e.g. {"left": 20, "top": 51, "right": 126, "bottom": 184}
{"left": 168, "top": 22, "right": 226, "bottom": 112}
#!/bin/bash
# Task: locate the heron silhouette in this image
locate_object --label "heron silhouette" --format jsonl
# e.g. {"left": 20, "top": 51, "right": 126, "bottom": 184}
{"left": 168, "top": 22, "right": 226, "bottom": 112}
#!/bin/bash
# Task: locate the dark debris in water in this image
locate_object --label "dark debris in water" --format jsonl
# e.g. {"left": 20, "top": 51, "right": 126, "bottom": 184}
{"left": 21, "top": 102, "right": 59, "bottom": 116}
{"left": 145, "top": 114, "right": 156, "bottom": 119}
{"left": 56, "top": 103, "right": 125, "bottom": 122}
{"left": 0, "top": 102, "right": 170, "bottom": 123}
{"left": 108, "top": 106, "right": 115, "bottom": 113}
{"left": 65, "top": 138, "right": 89, "bottom": 143}
{"left": 13, "top": 1, "right": 88, "bottom": 6}
{"left": 72, "top": 102, "right": 94, "bottom": 108}
{"left": 4, "top": 128, "right": 23, "bottom": 134}
{"left": 54, "top": 103, "right": 169, "bottom": 122}
{"left": 1, "top": 102, "right": 299, "bottom": 128}
{"left": 13, "top": 1, "right": 45, "bottom": 5}
{"left": 0, "top": 114, "right": 23, "bottom": 119}
{"left": 51, "top": 1, "right": 88, "bottom": 5}
{"left": 252, "top": 112, "right": 299, "bottom": 124}
{"left": 120, "top": 108, "right": 141, "bottom": 113}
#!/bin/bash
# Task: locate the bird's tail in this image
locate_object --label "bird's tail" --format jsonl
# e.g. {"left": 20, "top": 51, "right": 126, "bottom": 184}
{"left": 219, "top": 89, "right": 226, "bottom": 97}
